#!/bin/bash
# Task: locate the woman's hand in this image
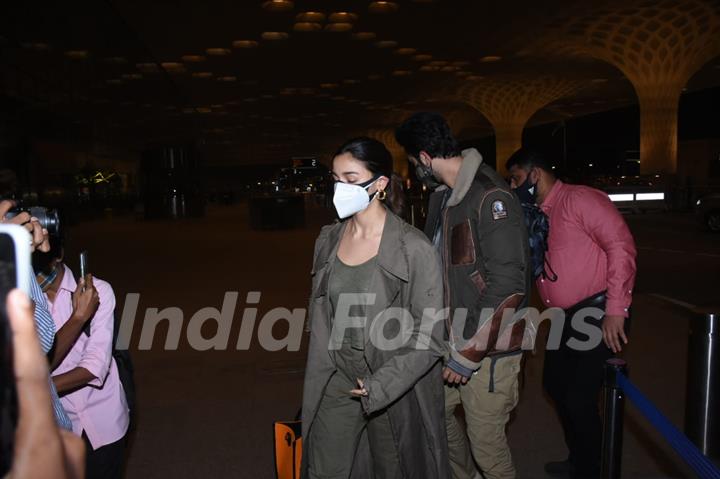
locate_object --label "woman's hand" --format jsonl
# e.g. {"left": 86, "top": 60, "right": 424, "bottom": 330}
{"left": 349, "top": 378, "right": 368, "bottom": 397}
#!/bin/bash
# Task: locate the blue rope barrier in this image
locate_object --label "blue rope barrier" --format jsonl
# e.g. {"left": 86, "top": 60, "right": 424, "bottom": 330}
{"left": 617, "top": 373, "right": 720, "bottom": 479}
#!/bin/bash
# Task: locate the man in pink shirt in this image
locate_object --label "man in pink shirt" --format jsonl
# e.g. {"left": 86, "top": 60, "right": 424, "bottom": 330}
{"left": 35, "top": 237, "right": 129, "bottom": 479}
{"left": 507, "top": 149, "right": 636, "bottom": 479}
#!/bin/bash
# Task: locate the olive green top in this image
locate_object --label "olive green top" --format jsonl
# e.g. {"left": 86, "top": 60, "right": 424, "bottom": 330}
{"left": 329, "top": 255, "right": 377, "bottom": 352}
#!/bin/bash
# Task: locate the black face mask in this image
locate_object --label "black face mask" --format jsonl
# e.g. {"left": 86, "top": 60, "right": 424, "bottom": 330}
{"left": 513, "top": 175, "right": 537, "bottom": 205}
{"left": 414, "top": 162, "right": 442, "bottom": 191}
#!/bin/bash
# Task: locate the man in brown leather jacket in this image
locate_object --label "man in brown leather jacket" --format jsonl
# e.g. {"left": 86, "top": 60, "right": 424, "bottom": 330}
{"left": 396, "top": 113, "right": 531, "bottom": 479}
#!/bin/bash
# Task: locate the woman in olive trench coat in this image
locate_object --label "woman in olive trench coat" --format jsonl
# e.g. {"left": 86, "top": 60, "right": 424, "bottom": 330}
{"left": 301, "top": 157, "right": 450, "bottom": 479}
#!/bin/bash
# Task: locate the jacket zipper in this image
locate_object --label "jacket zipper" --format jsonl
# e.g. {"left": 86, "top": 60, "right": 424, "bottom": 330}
{"left": 442, "top": 206, "right": 451, "bottom": 323}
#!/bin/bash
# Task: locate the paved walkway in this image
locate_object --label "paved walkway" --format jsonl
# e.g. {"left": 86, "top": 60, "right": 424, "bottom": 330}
{"left": 62, "top": 204, "right": 716, "bottom": 478}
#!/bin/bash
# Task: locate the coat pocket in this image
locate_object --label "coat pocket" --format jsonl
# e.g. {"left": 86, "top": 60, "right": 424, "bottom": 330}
{"left": 450, "top": 219, "right": 476, "bottom": 266}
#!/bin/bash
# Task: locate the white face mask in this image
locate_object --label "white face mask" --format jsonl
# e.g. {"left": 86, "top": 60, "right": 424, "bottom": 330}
{"left": 333, "top": 177, "right": 379, "bottom": 219}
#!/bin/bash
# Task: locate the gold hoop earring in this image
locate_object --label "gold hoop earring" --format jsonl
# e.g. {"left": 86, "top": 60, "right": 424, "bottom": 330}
{"left": 377, "top": 189, "right": 387, "bottom": 201}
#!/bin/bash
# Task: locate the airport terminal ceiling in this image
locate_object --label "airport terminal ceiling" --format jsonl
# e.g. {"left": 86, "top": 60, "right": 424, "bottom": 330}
{"left": 2, "top": 0, "right": 720, "bottom": 164}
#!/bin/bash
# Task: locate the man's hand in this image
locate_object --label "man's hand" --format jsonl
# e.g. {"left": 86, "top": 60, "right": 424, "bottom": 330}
{"left": 6, "top": 289, "right": 85, "bottom": 479}
{"left": 71, "top": 275, "right": 100, "bottom": 324}
{"left": 0, "top": 200, "right": 50, "bottom": 253}
{"left": 443, "top": 366, "right": 469, "bottom": 385}
{"left": 602, "top": 314, "right": 628, "bottom": 354}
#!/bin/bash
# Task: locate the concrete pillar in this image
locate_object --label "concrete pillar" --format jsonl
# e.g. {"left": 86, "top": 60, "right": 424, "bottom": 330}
{"left": 367, "top": 128, "right": 409, "bottom": 178}
{"left": 458, "top": 77, "right": 582, "bottom": 176}
{"left": 554, "top": 0, "right": 720, "bottom": 174}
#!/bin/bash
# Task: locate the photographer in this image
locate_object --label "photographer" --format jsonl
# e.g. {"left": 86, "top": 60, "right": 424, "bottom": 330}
{"left": 34, "top": 235, "right": 129, "bottom": 479}
{"left": 0, "top": 199, "right": 73, "bottom": 431}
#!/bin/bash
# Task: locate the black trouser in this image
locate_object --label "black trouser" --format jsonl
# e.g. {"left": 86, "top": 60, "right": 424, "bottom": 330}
{"left": 543, "top": 295, "right": 612, "bottom": 478}
{"left": 82, "top": 432, "right": 126, "bottom": 479}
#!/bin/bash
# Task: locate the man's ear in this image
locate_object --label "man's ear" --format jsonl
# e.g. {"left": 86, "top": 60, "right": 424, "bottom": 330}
{"left": 418, "top": 151, "right": 432, "bottom": 167}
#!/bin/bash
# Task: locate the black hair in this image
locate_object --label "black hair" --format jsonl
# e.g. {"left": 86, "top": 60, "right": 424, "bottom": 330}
{"left": 394, "top": 112, "right": 461, "bottom": 160}
{"left": 505, "top": 148, "right": 555, "bottom": 174}
{"left": 334, "top": 137, "right": 406, "bottom": 217}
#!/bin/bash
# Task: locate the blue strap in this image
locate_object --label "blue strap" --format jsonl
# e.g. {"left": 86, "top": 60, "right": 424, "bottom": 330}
{"left": 617, "top": 373, "right": 720, "bottom": 479}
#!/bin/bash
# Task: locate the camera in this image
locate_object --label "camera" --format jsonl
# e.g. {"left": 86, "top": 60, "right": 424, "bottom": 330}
{"left": 5, "top": 206, "right": 60, "bottom": 237}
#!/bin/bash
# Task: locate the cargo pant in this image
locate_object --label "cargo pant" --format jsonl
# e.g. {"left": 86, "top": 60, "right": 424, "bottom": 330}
{"left": 445, "top": 353, "right": 522, "bottom": 479}
{"left": 307, "top": 346, "right": 401, "bottom": 479}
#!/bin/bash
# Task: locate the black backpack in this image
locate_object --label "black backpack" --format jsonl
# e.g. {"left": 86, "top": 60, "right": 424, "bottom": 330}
{"left": 113, "top": 309, "right": 136, "bottom": 428}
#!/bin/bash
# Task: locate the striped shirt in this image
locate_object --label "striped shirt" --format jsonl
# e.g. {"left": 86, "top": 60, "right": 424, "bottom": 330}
{"left": 29, "top": 276, "right": 73, "bottom": 431}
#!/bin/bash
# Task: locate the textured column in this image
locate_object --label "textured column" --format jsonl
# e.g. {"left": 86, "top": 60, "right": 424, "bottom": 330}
{"left": 458, "top": 77, "right": 582, "bottom": 176}
{"left": 551, "top": 0, "right": 720, "bottom": 174}
{"left": 367, "top": 128, "right": 409, "bottom": 178}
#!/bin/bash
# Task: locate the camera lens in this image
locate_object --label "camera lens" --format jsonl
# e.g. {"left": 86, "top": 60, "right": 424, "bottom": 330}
{"left": 26, "top": 207, "right": 60, "bottom": 236}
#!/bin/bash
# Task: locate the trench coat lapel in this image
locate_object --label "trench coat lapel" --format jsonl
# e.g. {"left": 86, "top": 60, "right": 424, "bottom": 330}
{"left": 364, "top": 212, "right": 409, "bottom": 346}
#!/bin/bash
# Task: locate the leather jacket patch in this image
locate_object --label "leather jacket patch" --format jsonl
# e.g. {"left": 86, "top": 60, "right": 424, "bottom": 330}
{"left": 451, "top": 219, "right": 476, "bottom": 266}
{"left": 469, "top": 270, "right": 487, "bottom": 296}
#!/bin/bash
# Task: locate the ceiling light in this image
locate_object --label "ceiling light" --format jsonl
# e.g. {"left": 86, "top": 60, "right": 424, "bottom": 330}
{"left": 280, "top": 88, "right": 297, "bottom": 95}
{"left": 206, "top": 48, "right": 231, "bottom": 56}
{"left": 21, "top": 42, "right": 51, "bottom": 51}
{"left": 262, "top": 0, "right": 294, "bottom": 12}
{"left": 233, "top": 40, "right": 259, "bottom": 49}
{"left": 182, "top": 55, "right": 206, "bottom": 62}
{"left": 196, "top": 107, "right": 212, "bottom": 113}
{"left": 136, "top": 63, "right": 160, "bottom": 72}
{"left": 440, "top": 65, "right": 460, "bottom": 72}
{"left": 328, "top": 12, "right": 358, "bottom": 23}
{"left": 479, "top": 55, "right": 502, "bottom": 62}
{"left": 352, "top": 32, "right": 376, "bottom": 40}
{"left": 64, "top": 50, "right": 89, "bottom": 60}
{"left": 104, "top": 56, "right": 127, "bottom": 64}
{"left": 192, "top": 72, "right": 214, "bottom": 78}
{"left": 294, "top": 22, "right": 322, "bottom": 32}
{"left": 325, "top": 23, "right": 353, "bottom": 32}
{"left": 161, "top": 62, "right": 185, "bottom": 70}
{"left": 395, "top": 47, "right": 417, "bottom": 55}
{"left": 296, "top": 11, "right": 325, "bottom": 22}
{"left": 261, "top": 32, "right": 289, "bottom": 40}
{"left": 413, "top": 54, "right": 433, "bottom": 61}
{"left": 217, "top": 76, "right": 237, "bottom": 82}
{"left": 369, "top": 1, "right": 399, "bottom": 13}
{"left": 392, "top": 70, "right": 412, "bottom": 77}
{"left": 375, "top": 40, "right": 398, "bottom": 48}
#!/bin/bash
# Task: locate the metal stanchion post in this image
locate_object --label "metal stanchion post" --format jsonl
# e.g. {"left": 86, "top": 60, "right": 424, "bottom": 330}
{"left": 601, "top": 358, "right": 627, "bottom": 479}
{"left": 685, "top": 311, "right": 719, "bottom": 460}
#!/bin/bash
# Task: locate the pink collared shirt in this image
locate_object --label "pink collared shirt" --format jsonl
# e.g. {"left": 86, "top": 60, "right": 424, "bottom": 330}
{"left": 537, "top": 180, "right": 637, "bottom": 317}
{"left": 47, "top": 265, "right": 129, "bottom": 450}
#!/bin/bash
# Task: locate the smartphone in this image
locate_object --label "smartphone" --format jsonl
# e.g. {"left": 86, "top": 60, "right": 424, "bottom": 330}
{"left": 0, "top": 224, "right": 32, "bottom": 475}
{"left": 79, "top": 251, "right": 89, "bottom": 284}
{"left": 79, "top": 251, "right": 91, "bottom": 337}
